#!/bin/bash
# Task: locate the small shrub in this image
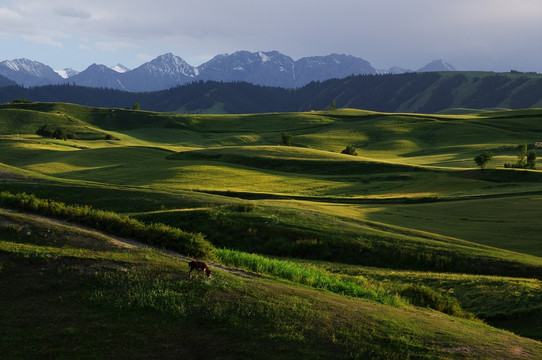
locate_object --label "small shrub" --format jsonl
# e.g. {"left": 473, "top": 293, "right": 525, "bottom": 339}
{"left": 225, "top": 203, "right": 256, "bottom": 213}
{"left": 341, "top": 145, "right": 358, "bottom": 156}
{"left": 12, "top": 97, "right": 32, "bottom": 104}
{"left": 399, "top": 284, "right": 474, "bottom": 319}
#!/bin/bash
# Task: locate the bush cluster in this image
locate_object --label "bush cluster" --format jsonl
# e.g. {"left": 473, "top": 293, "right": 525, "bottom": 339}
{"left": 0, "top": 191, "right": 215, "bottom": 259}
{"left": 504, "top": 144, "right": 537, "bottom": 169}
{"left": 36, "top": 124, "right": 74, "bottom": 140}
{"left": 341, "top": 145, "right": 358, "bottom": 156}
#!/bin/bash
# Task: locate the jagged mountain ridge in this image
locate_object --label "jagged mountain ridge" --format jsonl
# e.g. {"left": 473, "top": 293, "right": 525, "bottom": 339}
{"left": 197, "top": 51, "right": 298, "bottom": 87}
{"left": 0, "top": 51, "right": 454, "bottom": 91}
{"left": 0, "top": 58, "right": 64, "bottom": 87}
{"left": 119, "top": 53, "right": 198, "bottom": 92}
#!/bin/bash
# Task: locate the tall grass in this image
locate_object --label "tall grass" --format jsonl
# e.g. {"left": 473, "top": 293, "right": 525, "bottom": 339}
{"left": 216, "top": 248, "right": 401, "bottom": 305}
{"left": 0, "top": 191, "right": 215, "bottom": 258}
{"left": 216, "top": 249, "right": 478, "bottom": 318}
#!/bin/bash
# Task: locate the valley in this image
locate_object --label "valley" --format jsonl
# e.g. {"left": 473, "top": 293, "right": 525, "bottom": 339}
{"left": 1, "top": 102, "right": 542, "bottom": 358}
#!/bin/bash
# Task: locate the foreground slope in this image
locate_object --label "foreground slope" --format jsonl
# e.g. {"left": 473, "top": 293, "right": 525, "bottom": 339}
{"left": 1, "top": 210, "right": 542, "bottom": 359}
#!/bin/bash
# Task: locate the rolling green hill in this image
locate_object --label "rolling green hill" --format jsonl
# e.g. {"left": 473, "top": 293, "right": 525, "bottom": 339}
{"left": 1, "top": 102, "right": 542, "bottom": 358}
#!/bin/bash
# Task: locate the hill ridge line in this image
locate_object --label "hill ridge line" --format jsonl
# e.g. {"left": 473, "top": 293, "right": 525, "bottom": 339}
{"left": 0, "top": 208, "right": 259, "bottom": 279}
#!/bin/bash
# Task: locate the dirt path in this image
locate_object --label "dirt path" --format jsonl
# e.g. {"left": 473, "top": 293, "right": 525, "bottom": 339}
{"left": 0, "top": 208, "right": 259, "bottom": 279}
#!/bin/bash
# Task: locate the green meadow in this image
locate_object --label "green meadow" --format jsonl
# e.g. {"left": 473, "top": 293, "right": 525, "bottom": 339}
{"left": 1, "top": 102, "right": 542, "bottom": 358}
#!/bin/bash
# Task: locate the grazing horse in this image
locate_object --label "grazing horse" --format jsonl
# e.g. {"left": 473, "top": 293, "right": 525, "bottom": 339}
{"left": 188, "top": 260, "right": 212, "bottom": 279}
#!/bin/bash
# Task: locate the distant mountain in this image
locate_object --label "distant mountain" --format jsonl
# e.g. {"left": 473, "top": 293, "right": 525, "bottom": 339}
{"left": 197, "top": 51, "right": 296, "bottom": 87}
{"left": 0, "top": 53, "right": 458, "bottom": 91}
{"left": 70, "top": 64, "right": 126, "bottom": 90}
{"left": 120, "top": 53, "right": 197, "bottom": 92}
{"left": 196, "top": 51, "right": 377, "bottom": 87}
{"left": 417, "top": 60, "right": 456, "bottom": 72}
{"left": 385, "top": 66, "right": 412, "bottom": 74}
{"left": 0, "top": 58, "right": 64, "bottom": 87}
{"left": 294, "top": 54, "right": 376, "bottom": 86}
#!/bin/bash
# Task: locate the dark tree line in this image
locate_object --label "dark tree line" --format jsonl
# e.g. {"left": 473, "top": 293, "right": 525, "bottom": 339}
{"left": 2, "top": 72, "right": 542, "bottom": 114}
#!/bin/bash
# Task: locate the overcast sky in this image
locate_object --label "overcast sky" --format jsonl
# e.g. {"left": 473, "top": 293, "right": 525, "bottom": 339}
{"left": 1, "top": 0, "right": 542, "bottom": 72}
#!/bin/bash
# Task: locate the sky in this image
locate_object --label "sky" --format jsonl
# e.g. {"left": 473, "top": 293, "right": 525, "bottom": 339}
{"left": 1, "top": 0, "right": 542, "bottom": 73}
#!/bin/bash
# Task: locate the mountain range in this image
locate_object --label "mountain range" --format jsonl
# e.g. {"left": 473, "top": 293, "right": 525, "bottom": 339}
{"left": 0, "top": 51, "right": 456, "bottom": 91}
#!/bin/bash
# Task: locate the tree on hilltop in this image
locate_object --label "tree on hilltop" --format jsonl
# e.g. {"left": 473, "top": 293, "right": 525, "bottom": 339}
{"left": 281, "top": 133, "right": 292, "bottom": 146}
{"left": 474, "top": 151, "right": 492, "bottom": 170}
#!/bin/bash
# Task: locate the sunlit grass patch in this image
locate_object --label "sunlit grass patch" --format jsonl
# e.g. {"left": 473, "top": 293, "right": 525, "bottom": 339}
{"left": 216, "top": 248, "right": 402, "bottom": 305}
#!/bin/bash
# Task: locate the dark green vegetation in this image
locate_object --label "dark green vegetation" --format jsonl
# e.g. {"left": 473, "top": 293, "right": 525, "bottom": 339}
{"left": 0, "top": 74, "right": 16, "bottom": 87}
{"left": 2, "top": 71, "right": 542, "bottom": 114}
{"left": 1, "top": 102, "right": 542, "bottom": 358}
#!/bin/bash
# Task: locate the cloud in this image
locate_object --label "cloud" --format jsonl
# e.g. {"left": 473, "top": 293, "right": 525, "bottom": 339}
{"left": 95, "top": 41, "right": 138, "bottom": 52}
{"left": 0, "top": 7, "right": 29, "bottom": 33}
{"left": 53, "top": 5, "right": 91, "bottom": 19}
{"left": 22, "top": 34, "right": 63, "bottom": 48}
{"left": 3, "top": 0, "right": 542, "bottom": 72}
{"left": 0, "top": 4, "right": 67, "bottom": 48}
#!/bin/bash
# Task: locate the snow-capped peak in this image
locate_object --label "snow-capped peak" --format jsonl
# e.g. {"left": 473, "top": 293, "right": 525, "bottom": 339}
{"left": 55, "top": 68, "right": 79, "bottom": 79}
{"left": 110, "top": 64, "right": 130, "bottom": 73}
{"left": 142, "top": 53, "right": 196, "bottom": 78}
{"left": 2, "top": 58, "right": 53, "bottom": 77}
{"left": 259, "top": 51, "right": 271, "bottom": 63}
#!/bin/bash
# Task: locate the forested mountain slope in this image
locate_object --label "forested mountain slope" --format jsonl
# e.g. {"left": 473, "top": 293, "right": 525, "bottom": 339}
{"left": 2, "top": 71, "right": 542, "bottom": 114}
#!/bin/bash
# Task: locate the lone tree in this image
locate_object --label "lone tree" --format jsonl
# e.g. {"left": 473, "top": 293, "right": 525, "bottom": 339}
{"left": 474, "top": 151, "right": 493, "bottom": 170}
{"left": 517, "top": 143, "right": 528, "bottom": 166}
{"left": 133, "top": 102, "right": 140, "bottom": 110}
{"left": 281, "top": 133, "right": 293, "bottom": 146}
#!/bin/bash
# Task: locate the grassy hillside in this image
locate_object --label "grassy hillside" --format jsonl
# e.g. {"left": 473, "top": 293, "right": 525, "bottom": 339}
{"left": 1, "top": 102, "right": 542, "bottom": 357}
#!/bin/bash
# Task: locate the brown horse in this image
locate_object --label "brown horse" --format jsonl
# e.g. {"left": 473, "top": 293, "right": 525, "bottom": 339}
{"left": 188, "top": 260, "right": 212, "bottom": 279}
